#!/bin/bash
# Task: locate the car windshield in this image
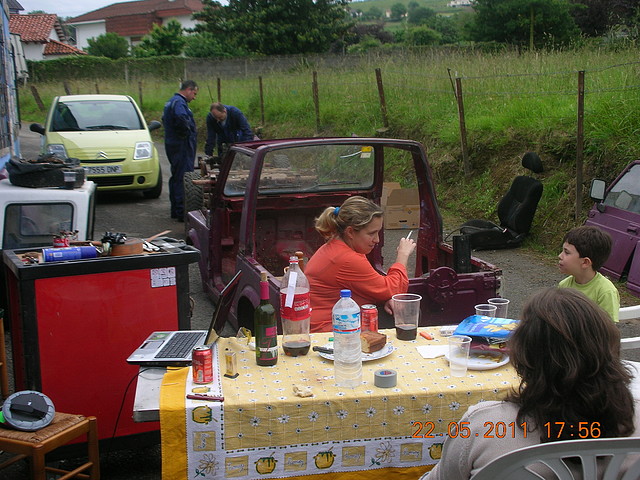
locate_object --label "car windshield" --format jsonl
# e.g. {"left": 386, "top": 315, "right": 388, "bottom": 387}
{"left": 604, "top": 164, "right": 640, "bottom": 214}
{"left": 224, "top": 144, "right": 377, "bottom": 196}
{"left": 51, "top": 99, "right": 144, "bottom": 132}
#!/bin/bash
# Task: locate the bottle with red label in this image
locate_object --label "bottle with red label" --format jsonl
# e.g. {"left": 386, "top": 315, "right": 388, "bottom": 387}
{"left": 280, "top": 256, "right": 311, "bottom": 356}
{"left": 255, "top": 271, "right": 278, "bottom": 366}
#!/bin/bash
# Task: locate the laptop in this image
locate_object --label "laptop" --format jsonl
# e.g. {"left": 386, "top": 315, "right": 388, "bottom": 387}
{"left": 127, "top": 271, "right": 242, "bottom": 367}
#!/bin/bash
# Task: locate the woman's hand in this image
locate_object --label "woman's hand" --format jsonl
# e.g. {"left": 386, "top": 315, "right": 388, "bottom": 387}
{"left": 384, "top": 298, "right": 394, "bottom": 315}
{"left": 395, "top": 236, "right": 416, "bottom": 267}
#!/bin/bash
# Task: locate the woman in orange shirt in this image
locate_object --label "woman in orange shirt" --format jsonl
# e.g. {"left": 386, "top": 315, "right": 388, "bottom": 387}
{"left": 305, "top": 196, "right": 416, "bottom": 332}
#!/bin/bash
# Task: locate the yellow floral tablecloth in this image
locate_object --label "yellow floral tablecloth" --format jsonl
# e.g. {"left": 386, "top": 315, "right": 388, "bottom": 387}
{"left": 160, "top": 327, "right": 519, "bottom": 479}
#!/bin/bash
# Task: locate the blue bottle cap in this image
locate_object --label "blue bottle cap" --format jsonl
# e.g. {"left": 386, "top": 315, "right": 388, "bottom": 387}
{"left": 340, "top": 289, "right": 351, "bottom": 297}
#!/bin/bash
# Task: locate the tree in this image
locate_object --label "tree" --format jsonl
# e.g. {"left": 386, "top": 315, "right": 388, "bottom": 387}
{"left": 570, "top": 0, "right": 640, "bottom": 36}
{"left": 390, "top": 3, "right": 407, "bottom": 21}
{"left": 408, "top": 6, "right": 437, "bottom": 25}
{"left": 132, "top": 20, "right": 186, "bottom": 57}
{"left": 363, "top": 6, "right": 384, "bottom": 20}
{"left": 86, "top": 32, "right": 129, "bottom": 59}
{"left": 470, "top": 0, "right": 580, "bottom": 48}
{"left": 192, "top": 0, "right": 353, "bottom": 55}
{"left": 184, "top": 32, "right": 247, "bottom": 57}
{"left": 404, "top": 26, "right": 442, "bottom": 45}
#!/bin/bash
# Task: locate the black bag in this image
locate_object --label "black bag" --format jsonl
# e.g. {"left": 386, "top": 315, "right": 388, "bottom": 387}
{"left": 6, "top": 155, "right": 85, "bottom": 188}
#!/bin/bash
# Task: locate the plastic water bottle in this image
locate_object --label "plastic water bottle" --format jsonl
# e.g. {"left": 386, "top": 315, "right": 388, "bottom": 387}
{"left": 332, "top": 289, "right": 362, "bottom": 388}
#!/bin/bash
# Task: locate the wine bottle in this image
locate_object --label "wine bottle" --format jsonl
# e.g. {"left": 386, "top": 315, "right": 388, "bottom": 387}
{"left": 255, "top": 271, "right": 278, "bottom": 366}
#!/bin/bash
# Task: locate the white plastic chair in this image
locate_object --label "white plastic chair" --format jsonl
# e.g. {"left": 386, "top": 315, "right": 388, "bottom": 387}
{"left": 620, "top": 305, "right": 640, "bottom": 350}
{"left": 470, "top": 437, "right": 640, "bottom": 480}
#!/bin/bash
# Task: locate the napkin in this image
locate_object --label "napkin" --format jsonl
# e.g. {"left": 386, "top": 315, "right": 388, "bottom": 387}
{"left": 416, "top": 345, "right": 448, "bottom": 359}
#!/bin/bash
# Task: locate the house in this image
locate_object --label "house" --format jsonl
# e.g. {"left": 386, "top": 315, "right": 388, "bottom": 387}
{"left": 447, "top": 0, "right": 473, "bottom": 7}
{"left": 9, "top": 13, "right": 86, "bottom": 61}
{"left": 67, "top": 0, "right": 204, "bottom": 51}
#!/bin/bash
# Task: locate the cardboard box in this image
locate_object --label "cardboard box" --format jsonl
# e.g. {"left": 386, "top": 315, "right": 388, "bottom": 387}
{"left": 382, "top": 182, "right": 419, "bottom": 229}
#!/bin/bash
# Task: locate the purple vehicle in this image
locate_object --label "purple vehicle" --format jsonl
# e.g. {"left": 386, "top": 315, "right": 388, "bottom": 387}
{"left": 586, "top": 160, "right": 640, "bottom": 297}
{"left": 184, "top": 137, "right": 503, "bottom": 331}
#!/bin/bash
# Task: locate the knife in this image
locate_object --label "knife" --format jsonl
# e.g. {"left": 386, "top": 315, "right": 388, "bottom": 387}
{"left": 312, "top": 346, "right": 334, "bottom": 354}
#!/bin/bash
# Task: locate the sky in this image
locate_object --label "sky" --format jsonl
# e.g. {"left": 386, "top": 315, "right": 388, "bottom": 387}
{"left": 18, "top": 0, "right": 126, "bottom": 18}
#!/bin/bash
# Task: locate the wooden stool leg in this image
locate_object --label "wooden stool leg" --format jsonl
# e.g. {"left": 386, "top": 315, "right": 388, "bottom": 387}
{"left": 0, "top": 318, "right": 9, "bottom": 398}
{"left": 87, "top": 416, "right": 100, "bottom": 479}
{"left": 31, "top": 444, "right": 46, "bottom": 480}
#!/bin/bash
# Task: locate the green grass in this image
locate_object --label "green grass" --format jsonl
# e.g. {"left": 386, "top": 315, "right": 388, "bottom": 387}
{"left": 20, "top": 45, "right": 640, "bottom": 255}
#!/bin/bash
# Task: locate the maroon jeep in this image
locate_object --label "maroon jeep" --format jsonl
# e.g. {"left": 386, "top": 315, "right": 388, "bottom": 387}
{"left": 586, "top": 160, "right": 640, "bottom": 298}
{"left": 184, "top": 137, "right": 502, "bottom": 331}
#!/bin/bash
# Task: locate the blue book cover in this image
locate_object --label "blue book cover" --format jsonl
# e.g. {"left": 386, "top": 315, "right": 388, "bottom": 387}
{"left": 453, "top": 315, "right": 519, "bottom": 339}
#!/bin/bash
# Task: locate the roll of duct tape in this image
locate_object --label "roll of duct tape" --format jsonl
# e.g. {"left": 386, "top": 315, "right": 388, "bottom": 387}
{"left": 374, "top": 369, "right": 397, "bottom": 388}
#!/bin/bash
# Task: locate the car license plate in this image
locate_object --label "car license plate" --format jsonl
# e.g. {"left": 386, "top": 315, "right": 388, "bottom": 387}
{"left": 84, "top": 165, "right": 122, "bottom": 175}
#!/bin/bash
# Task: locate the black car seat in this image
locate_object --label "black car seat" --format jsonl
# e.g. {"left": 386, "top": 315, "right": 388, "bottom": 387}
{"left": 459, "top": 152, "right": 543, "bottom": 250}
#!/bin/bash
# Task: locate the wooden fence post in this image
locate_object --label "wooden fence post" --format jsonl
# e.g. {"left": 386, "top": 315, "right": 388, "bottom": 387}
{"left": 138, "top": 81, "right": 143, "bottom": 108}
{"left": 30, "top": 85, "right": 45, "bottom": 111}
{"left": 312, "top": 71, "right": 320, "bottom": 134}
{"left": 375, "top": 68, "right": 389, "bottom": 133}
{"left": 259, "top": 76, "right": 265, "bottom": 127}
{"left": 217, "top": 78, "right": 221, "bottom": 102}
{"left": 455, "top": 77, "right": 471, "bottom": 176}
{"left": 95, "top": 82, "right": 100, "bottom": 94}
{"left": 63, "top": 81, "right": 71, "bottom": 95}
{"left": 575, "top": 70, "right": 585, "bottom": 220}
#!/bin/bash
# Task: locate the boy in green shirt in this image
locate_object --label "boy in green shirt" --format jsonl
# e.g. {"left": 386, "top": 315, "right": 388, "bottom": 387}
{"left": 558, "top": 225, "right": 619, "bottom": 322}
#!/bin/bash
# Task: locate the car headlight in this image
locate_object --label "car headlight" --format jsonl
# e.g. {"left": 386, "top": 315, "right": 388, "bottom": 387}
{"left": 46, "top": 144, "right": 67, "bottom": 159}
{"left": 134, "top": 141, "right": 153, "bottom": 160}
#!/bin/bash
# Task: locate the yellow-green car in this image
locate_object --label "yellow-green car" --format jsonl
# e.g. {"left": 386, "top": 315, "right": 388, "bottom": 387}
{"left": 30, "top": 94, "right": 162, "bottom": 198}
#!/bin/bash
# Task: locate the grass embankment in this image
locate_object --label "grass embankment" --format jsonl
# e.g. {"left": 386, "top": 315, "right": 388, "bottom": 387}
{"left": 19, "top": 47, "right": 640, "bottom": 263}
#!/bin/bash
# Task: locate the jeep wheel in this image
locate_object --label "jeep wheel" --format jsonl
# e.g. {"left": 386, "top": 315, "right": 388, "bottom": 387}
{"left": 143, "top": 167, "right": 162, "bottom": 199}
{"left": 184, "top": 171, "right": 204, "bottom": 214}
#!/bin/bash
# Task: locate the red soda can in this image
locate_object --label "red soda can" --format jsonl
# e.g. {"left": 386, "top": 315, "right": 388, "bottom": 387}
{"left": 192, "top": 346, "right": 213, "bottom": 384}
{"left": 361, "top": 304, "right": 378, "bottom": 332}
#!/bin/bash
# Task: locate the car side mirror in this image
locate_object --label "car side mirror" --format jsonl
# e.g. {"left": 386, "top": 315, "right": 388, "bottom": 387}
{"left": 147, "top": 120, "right": 161, "bottom": 132}
{"left": 590, "top": 179, "right": 606, "bottom": 213}
{"left": 29, "top": 123, "right": 45, "bottom": 135}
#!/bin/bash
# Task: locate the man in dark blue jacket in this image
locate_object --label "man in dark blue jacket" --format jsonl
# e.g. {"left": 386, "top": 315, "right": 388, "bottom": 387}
{"left": 204, "top": 102, "right": 254, "bottom": 157}
{"left": 162, "top": 80, "right": 198, "bottom": 221}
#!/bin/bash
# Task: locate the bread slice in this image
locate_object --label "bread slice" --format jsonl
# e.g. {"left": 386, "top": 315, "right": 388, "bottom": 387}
{"left": 361, "top": 331, "right": 387, "bottom": 353}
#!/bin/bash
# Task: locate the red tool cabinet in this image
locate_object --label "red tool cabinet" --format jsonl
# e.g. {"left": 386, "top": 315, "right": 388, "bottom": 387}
{"left": 3, "top": 245, "right": 199, "bottom": 442}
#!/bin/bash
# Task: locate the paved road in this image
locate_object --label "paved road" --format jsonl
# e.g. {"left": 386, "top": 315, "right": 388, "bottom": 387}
{"left": 7, "top": 128, "right": 640, "bottom": 479}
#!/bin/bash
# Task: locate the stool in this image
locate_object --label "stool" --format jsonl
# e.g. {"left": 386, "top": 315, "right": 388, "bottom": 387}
{"left": 0, "top": 314, "right": 8, "bottom": 399}
{"left": 0, "top": 412, "right": 100, "bottom": 480}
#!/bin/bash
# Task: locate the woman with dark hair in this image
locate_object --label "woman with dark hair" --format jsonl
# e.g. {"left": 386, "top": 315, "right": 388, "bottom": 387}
{"left": 305, "top": 196, "right": 416, "bottom": 332}
{"left": 427, "top": 287, "right": 639, "bottom": 479}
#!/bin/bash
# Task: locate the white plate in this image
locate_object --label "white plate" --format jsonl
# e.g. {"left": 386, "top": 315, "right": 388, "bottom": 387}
{"left": 444, "top": 351, "right": 510, "bottom": 370}
{"left": 317, "top": 342, "right": 395, "bottom": 362}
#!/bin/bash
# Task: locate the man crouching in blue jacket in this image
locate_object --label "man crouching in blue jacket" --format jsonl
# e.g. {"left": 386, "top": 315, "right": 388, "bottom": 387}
{"left": 205, "top": 102, "right": 255, "bottom": 157}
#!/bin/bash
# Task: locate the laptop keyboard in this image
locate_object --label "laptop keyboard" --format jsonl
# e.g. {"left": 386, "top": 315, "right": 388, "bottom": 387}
{"left": 155, "top": 331, "right": 203, "bottom": 358}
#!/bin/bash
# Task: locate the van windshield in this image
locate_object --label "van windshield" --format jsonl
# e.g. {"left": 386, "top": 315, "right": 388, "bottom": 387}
{"left": 604, "top": 164, "right": 640, "bottom": 214}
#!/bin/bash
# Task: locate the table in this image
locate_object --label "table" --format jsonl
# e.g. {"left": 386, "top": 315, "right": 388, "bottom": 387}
{"left": 150, "top": 327, "right": 519, "bottom": 479}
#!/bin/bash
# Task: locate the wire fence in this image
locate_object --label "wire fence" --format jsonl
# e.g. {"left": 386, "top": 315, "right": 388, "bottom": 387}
{"left": 27, "top": 56, "right": 640, "bottom": 217}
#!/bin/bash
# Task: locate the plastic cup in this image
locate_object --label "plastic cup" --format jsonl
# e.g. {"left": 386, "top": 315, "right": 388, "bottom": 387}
{"left": 488, "top": 298, "right": 510, "bottom": 318}
{"left": 392, "top": 293, "right": 422, "bottom": 340}
{"left": 449, "top": 335, "right": 472, "bottom": 377}
{"left": 475, "top": 303, "right": 497, "bottom": 317}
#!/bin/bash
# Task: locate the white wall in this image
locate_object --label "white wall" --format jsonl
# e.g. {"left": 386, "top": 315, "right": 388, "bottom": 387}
{"left": 22, "top": 42, "right": 43, "bottom": 61}
{"left": 165, "top": 14, "right": 199, "bottom": 31}
{"left": 74, "top": 20, "right": 106, "bottom": 50}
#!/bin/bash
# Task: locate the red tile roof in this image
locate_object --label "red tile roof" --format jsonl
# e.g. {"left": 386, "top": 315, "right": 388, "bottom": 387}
{"left": 68, "top": 0, "right": 204, "bottom": 23}
{"left": 9, "top": 13, "right": 66, "bottom": 43}
{"left": 44, "top": 40, "right": 87, "bottom": 56}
